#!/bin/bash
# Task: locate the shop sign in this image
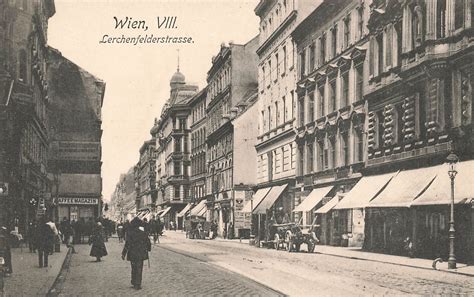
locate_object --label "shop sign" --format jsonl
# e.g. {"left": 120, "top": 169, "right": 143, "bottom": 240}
{"left": 58, "top": 197, "right": 99, "bottom": 205}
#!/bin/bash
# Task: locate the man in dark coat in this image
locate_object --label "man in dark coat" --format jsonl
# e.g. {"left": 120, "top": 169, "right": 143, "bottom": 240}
{"left": 35, "top": 217, "right": 54, "bottom": 268}
{"left": 121, "top": 217, "right": 151, "bottom": 290}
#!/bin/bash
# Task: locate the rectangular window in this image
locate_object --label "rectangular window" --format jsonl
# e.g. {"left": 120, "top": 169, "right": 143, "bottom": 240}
{"left": 330, "top": 80, "right": 336, "bottom": 112}
{"left": 344, "top": 17, "right": 351, "bottom": 48}
{"left": 307, "top": 142, "right": 314, "bottom": 173}
{"left": 262, "top": 66, "right": 266, "bottom": 89}
{"left": 355, "top": 128, "right": 364, "bottom": 162}
{"left": 300, "top": 49, "right": 306, "bottom": 78}
{"left": 332, "top": 26, "right": 338, "bottom": 58}
{"left": 355, "top": 64, "right": 364, "bottom": 102}
{"left": 275, "top": 101, "right": 279, "bottom": 126}
{"left": 283, "top": 46, "right": 287, "bottom": 73}
{"left": 320, "top": 34, "right": 326, "bottom": 63}
{"left": 318, "top": 85, "right": 325, "bottom": 117}
{"left": 369, "top": 38, "right": 375, "bottom": 76}
{"left": 298, "top": 145, "right": 305, "bottom": 176}
{"left": 291, "top": 91, "right": 295, "bottom": 119}
{"left": 261, "top": 110, "right": 265, "bottom": 132}
{"left": 377, "top": 34, "right": 383, "bottom": 75}
{"left": 318, "top": 141, "right": 324, "bottom": 171}
{"left": 282, "top": 96, "right": 287, "bottom": 123}
{"left": 174, "top": 137, "right": 182, "bottom": 152}
{"left": 342, "top": 72, "right": 349, "bottom": 107}
{"left": 275, "top": 53, "right": 280, "bottom": 79}
{"left": 268, "top": 60, "right": 272, "bottom": 86}
{"left": 323, "top": 141, "right": 329, "bottom": 170}
{"left": 454, "top": 0, "right": 464, "bottom": 29}
{"left": 174, "top": 162, "right": 181, "bottom": 176}
{"left": 385, "top": 27, "right": 392, "bottom": 69}
{"left": 308, "top": 92, "right": 314, "bottom": 123}
{"left": 309, "top": 44, "right": 315, "bottom": 71}
{"left": 395, "top": 22, "right": 402, "bottom": 66}
{"left": 174, "top": 186, "right": 180, "bottom": 199}
{"left": 341, "top": 132, "right": 349, "bottom": 166}
{"left": 437, "top": 0, "right": 446, "bottom": 38}
{"left": 358, "top": 7, "right": 364, "bottom": 38}
{"left": 268, "top": 106, "right": 272, "bottom": 130}
{"left": 329, "top": 137, "right": 336, "bottom": 168}
{"left": 299, "top": 96, "right": 305, "bottom": 126}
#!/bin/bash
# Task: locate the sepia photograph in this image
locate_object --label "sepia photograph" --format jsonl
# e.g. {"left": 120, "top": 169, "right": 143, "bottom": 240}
{"left": 0, "top": 0, "right": 473, "bottom": 295}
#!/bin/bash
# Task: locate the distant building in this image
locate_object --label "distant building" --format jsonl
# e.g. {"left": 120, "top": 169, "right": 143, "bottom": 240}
{"left": 110, "top": 167, "right": 137, "bottom": 221}
{"left": 47, "top": 48, "right": 105, "bottom": 222}
{"left": 205, "top": 37, "right": 259, "bottom": 237}
{"left": 187, "top": 88, "right": 208, "bottom": 223}
{"left": 0, "top": 0, "right": 55, "bottom": 230}
{"left": 135, "top": 139, "right": 156, "bottom": 212}
{"left": 151, "top": 68, "right": 198, "bottom": 229}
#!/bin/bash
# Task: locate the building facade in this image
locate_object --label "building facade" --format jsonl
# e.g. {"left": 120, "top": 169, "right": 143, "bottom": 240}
{"left": 360, "top": 0, "right": 474, "bottom": 262}
{"left": 135, "top": 139, "right": 156, "bottom": 212}
{"left": 109, "top": 167, "right": 137, "bottom": 221}
{"left": 253, "top": 0, "right": 320, "bottom": 242}
{"left": 152, "top": 69, "right": 198, "bottom": 229}
{"left": 205, "top": 38, "right": 259, "bottom": 237}
{"left": 47, "top": 48, "right": 105, "bottom": 222}
{"left": 0, "top": 0, "right": 55, "bottom": 231}
{"left": 188, "top": 88, "right": 207, "bottom": 215}
{"left": 292, "top": 0, "right": 370, "bottom": 246}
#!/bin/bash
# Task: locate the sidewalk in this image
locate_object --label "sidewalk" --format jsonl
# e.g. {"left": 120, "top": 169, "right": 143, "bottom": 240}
{"left": 3, "top": 245, "right": 69, "bottom": 296}
{"left": 198, "top": 233, "right": 474, "bottom": 277}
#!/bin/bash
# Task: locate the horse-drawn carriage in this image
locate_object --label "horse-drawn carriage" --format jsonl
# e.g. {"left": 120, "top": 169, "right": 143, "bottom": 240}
{"left": 185, "top": 218, "right": 210, "bottom": 239}
{"left": 269, "top": 222, "right": 319, "bottom": 252}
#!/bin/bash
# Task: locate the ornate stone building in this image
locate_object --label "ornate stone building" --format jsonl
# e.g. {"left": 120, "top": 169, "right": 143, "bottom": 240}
{"left": 360, "top": 0, "right": 474, "bottom": 262}
{"left": 151, "top": 69, "right": 198, "bottom": 229}
{"left": 292, "top": 0, "right": 370, "bottom": 246}
{"left": 0, "top": 0, "right": 55, "bottom": 229}
{"left": 253, "top": 0, "right": 321, "bottom": 242}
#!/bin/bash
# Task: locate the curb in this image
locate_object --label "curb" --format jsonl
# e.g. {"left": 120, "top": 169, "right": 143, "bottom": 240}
{"left": 205, "top": 237, "right": 474, "bottom": 278}
{"left": 46, "top": 247, "right": 74, "bottom": 297}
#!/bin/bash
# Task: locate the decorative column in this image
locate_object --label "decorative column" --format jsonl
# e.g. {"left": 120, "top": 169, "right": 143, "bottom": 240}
{"left": 367, "top": 111, "right": 376, "bottom": 155}
{"left": 402, "top": 95, "right": 416, "bottom": 147}
{"left": 383, "top": 104, "right": 395, "bottom": 150}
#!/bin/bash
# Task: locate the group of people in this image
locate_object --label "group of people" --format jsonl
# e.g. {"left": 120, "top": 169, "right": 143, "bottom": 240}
{"left": 116, "top": 216, "right": 163, "bottom": 245}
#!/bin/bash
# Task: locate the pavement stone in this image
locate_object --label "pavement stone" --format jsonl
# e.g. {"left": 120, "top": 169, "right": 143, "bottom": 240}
{"left": 3, "top": 245, "right": 68, "bottom": 297}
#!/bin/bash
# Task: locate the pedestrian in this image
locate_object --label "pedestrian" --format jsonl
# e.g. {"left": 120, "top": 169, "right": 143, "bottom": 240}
{"left": 36, "top": 217, "right": 54, "bottom": 268}
{"left": 0, "top": 225, "right": 12, "bottom": 276}
{"left": 89, "top": 222, "right": 108, "bottom": 262}
{"left": 121, "top": 217, "right": 151, "bottom": 290}
{"left": 27, "top": 220, "right": 37, "bottom": 253}
{"left": 117, "top": 221, "right": 124, "bottom": 243}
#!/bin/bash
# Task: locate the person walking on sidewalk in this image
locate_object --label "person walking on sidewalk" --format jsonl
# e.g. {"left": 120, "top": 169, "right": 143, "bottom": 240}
{"left": 27, "top": 221, "right": 37, "bottom": 253}
{"left": 0, "top": 226, "right": 12, "bottom": 276}
{"left": 35, "top": 217, "right": 54, "bottom": 268}
{"left": 121, "top": 217, "right": 151, "bottom": 290}
{"left": 89, "top": 222, "right": 108, "bottom": 262}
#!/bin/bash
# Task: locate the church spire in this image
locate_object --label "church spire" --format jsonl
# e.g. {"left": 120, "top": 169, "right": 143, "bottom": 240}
{"left": 177, "top": 49, "right": 180, "bottom": 72}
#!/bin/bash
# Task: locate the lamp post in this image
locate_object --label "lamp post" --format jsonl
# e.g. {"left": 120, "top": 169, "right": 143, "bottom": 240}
{"left": 446, "top": 152, "right": 458, "bottom": 269}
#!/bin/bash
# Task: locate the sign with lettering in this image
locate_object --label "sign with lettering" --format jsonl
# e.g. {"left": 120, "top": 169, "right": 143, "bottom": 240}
{"left": 58, "top": 197, "right": 99, "bottom": 205}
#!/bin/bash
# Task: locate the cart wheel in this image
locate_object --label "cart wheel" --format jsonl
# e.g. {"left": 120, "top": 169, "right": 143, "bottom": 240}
{"left": 274, "top": 234, "right": 280, "bottom": 250}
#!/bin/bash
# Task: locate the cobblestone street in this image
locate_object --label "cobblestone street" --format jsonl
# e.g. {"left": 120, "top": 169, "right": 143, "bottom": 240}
{"left": 56, "top": 237, "right": 282, "bottom": 296}
{"left": 56, "top": 233, "right": 474, "bottom": 296}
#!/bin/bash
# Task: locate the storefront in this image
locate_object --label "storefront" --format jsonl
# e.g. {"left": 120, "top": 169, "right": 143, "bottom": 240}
{"left": 57, "top": 197, "right": 100, "bottom": 222}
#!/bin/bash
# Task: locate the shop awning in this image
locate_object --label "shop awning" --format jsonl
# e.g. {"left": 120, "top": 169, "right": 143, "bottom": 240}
{"left": 196, "top": 205, "right": 207, "bottom": 217}
{"left": 253, "top": 184, "right": 288, "bottom": 215}
{"left": 368, "top": 167, "right": 438, "bottom": 208}
{"left": 241, "top": 187, "right": 272, "bottom": 213}
{"left": 190, "top": 200, "right": 207, "bottom": 216}
{"left": 334, "top": 171, "right": 398, "bottom": 210}
{"left": 315, "top": 195, "right": 340, "bottom": 214}
{"left": 160, "top": 206, "right": 171, "bottom": 218}
{"left": 293, "top": 186, "right": 333, "bottom": 212}
{"left": 177, "top": 203, "right": 192, "bottom": 217}
{"left": 412, "top": 160, "right": 474, "bottom": 206}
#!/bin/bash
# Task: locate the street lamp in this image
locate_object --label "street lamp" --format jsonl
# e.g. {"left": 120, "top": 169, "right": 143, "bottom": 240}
{"left": 446, "top": 152, "right": 458, "bottom": 269}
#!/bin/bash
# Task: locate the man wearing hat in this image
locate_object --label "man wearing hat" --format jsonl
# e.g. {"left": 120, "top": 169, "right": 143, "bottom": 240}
{"left": 121, "top": 217, "right": 151, "bottom": 290}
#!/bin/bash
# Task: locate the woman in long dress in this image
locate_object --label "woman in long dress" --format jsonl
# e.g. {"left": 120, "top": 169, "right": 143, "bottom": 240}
{"left": 89, "top": 222, "right": 108, "bottom": 262}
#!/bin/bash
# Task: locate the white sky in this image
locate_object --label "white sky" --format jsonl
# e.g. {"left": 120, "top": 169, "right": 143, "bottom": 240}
{"left": 48, "top": 0, "right": 259, "bottom": 202}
